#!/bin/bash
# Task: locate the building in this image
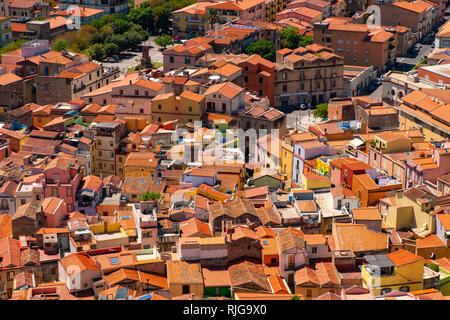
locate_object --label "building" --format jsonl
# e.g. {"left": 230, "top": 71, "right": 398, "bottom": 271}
{"left": 435, "top": 19, "right": 450, "bottom": 48}
{"left": 171, "top": 2, "right": 215, "bottom": 38}
{"left": 238, "top": 54, "right": 276, "bottom": 106}
{"left": 274, "top": 44, "right": 344, "bottom": 107}
{"left": 343, "top": 65, "right": 377, "bottom": 97}
{"left": 166, "top": 261, "right": 204, "bottom": 298}
{"left": 313, "top": 18, "right": 397, "bottom": 73}
{"left": 203, "top": 81, "right": 245, "bottom": 115}
{"left": 58, "top": 0, "right": 129, "bottom": 14}
{"left": 0, "top": 17, "right": 12, "bottom": 48}
{"left": 43, "top": 157, "right": 82, "bottom": 214}
{"left": 163, "top": 39, "right": 214, "bottom": 73}
{"left": 362, "top": 249, "right": 424, "bottom": 295}
{"left": 294, "top": 262, "right": 341, "bottom": 299}
{"left": 94, "top": 121, "right": 127, "bottom": 177}
{"left": 277, "top": 227, "right": 308, "bottom": 286}
{"left": 398, "top": 89, "right": 450, "bottom": 141}
{"left": 0, "top": 73, "right": 23, "bottom": 111}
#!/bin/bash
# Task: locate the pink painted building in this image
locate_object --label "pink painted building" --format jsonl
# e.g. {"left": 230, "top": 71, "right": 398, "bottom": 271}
{"left": 40, "top": 197, "right": 66, "bottom": 228}
{"left": 43, "top": 157, "right": 82, "bottom": 213}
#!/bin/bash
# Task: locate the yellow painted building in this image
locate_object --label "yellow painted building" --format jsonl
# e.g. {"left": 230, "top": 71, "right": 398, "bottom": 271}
{"left": 315, "top": 157, "right": 331, "bottom": 176}
{"left": 280, "top": 137, "right": 293, "bottom": 181}
{"left": 123, "top": 152, "right": 158, "bottom": 178}
{"left": 399, "top": 110, "right": 449, "bottom": 141}
{"left": 151, "top": 91, "right": 204, "bottom": 125}
{"left": 362, "top": 250, "right": 424, "bottom": 296}
{"left": 171, "top": 2, "right": 214, "bottom": 38}
{"left": 301, "top": 172, "right": 331, "bottom": 190}
{"left": 373, "top": 132, "right": 412, "bottom": 154}
{"left": 384, "top": 190, "right": 436, "bottom": 234}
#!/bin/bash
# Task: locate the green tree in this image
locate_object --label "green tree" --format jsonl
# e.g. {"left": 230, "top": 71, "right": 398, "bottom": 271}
{"left": 142, "top": 192, "right": 162, "bottom": 201}
{"left": 245, "top": 39, "right": 276, "bottom": 62}
{"left": 129, "top": 2, "right": 155, "bottom": 31}
{"left": 99, "top": 25, "right": 114, "bottom": 37}
{"left": 53, "top": 39, "right": 68, "bottom": 52}
{"left": 105, "top": 34, "right": 129, "bottom": 51}
{"left": 104, "top": 42, "right": 120, "bottom": 57}
{"left": 298, "top": 35, "right": 313, "bottom": 47}
{"left": 291, "top": 295, "right": 301, "bottom": 300}
{"left": 154, "top": 34, "right": 173, "bottom": 50}
{"left": 154, "top": 7, "right": 171, "bottom": 33}
{"left": 88, "top": 43, "right": 106, "bottom": 61}
{"left": 281, "top": 27, "right": 302, "bottom": 49}
{"left": 124, "top": 30, "right": 144, "bottom": 50}
{"left": 312, "top": 103, "right": 328, "bottom": 119}
{"left": 202, "top": 8, "right": 224, "bottom": 32}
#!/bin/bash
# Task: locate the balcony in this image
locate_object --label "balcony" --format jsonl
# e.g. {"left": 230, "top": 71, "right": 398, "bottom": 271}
{"left": 73, "top": 84, "right": 86, "bottom": 93}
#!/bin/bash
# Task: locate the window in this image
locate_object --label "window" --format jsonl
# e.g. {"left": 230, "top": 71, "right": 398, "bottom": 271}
{"left": 145, "top": 91, "right": 149, "bottom": 96}
{"left": 381, "top": 288, "right": 392, "bottom": 295}
{"left": 311, "top": 247, "right": 317, "bottom": 253}
{"left": 399, "top": 286, "right": 410, "bottom": 292}
{"left": 169, "top": 56, "right": 174, "bottom": 63}
{"left": 258, "top": 77, "right": 263, "bottom": 84}
{"left": 158, "top": 104, "right": 162, "bottom": 110}
{"left": 110, "top": 141, "right": 113, "bottom": 147}
{"left": 110, "top": 152, "right": 114, "bottom": 158}
{"left": 283, "top": 84, "right": 287, "bottom": 92}
{"left": 244, "top": 76, "right": 248, "bottom": 82}
{"left": 188, "top": 107, "right": 192, "bottom": 112}
{"left": 337, "top": 39, "right": 344, "bottom": 44}
{"left": 52, "top": 188, "right": 59, "bottom": 197}
{"left": 140, "top": 108, "right": 144, "bottom": 114}
{"left": 135, "top": 90, "right": 139, "bottom": 95}
{"left": 1, "top": 199, "right": 7, "bottom": 209}
{"left": 282, "top": 72, "right": 287, "bottom": 80}
{"left": 306, "top": 289, "right": 312, "bottom": 297}
{"left": 182, "top": 285, "right": 190, "bottom": 294}
{"left": 7, "top": 271, "right": 14, "bottom": 281}
{"left": 67, "top": 203, "right": 73, "bottom": 212}
{"left": 300, "top": 83, "right": 304, "bottom": 90}
{"left": 119, "top": 90, "right": 123, "bottom": 95}
{"left": 67, "top": 188, "right": 72, "bottom": 197}
{"left": 185, "top": 57, "right": 191, "bottom": 64}
{"left": 271, "top": 258, "right": 277, "bottom": 264}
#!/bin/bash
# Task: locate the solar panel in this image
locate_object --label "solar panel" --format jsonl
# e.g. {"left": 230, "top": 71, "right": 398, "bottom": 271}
{"left": 109, "top": 257, "right": 120, "bottom": 265}
{"left": 263, "top": 240, "right": 268, "bottom": 245}
{"left": 137, "top": 293, "right": 152, "bottom": 300}
{"left": 121, "top": 215, "right": 131, "bottom": 220}
{"left": 115, "top": 288, "right": 129, "bottom": 300}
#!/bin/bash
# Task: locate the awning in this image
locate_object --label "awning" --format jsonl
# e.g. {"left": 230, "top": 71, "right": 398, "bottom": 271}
{"left": 349, "top": 138, "right": 364, "bottom": 149}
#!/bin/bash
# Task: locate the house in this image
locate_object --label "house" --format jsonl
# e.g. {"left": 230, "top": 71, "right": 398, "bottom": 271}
{"left": 330, "top": 187, "right": 360, "bottom": 211}
{"left": 277, "top": 227, "right": 308, "bottom": 286}
{"left": 203, "top": 82, "right": 245, "bottom": 115}
{"left": 12, "top": 202, "right": 43, "bottom": 238}
{"left": 301, "top": 172, "right": 331, "bottom": 191}
{"left": 184, "top": 168, "right": 217, "bottom": 187}
{"left": 43, "top": 157, "right": 82, "bottom": 213}
{"left": 294, "top": 262, "right": 341, "bottom": 300}
{"left": 228, "top": 261, "right": 272, "bottom": 297}
{"left": 102, "top": 268, "right": 169, "bottom": 298}
{"left": 303, "top": 234, "right": 331, "bottom": 262}
{"left": 209, "top": 198, "right": 262, "bottom": 232}
{"left": 415, "top": 234, "right": 448, "bottom": 260}
{"left": 341, "top": 285, "right": 375, "bottom": 300}
{"left": 40, "top": 197, "right": 66, "bottom": 228}
{"left": 58, "top": 252, "right": 101, "bottom": 293}
{"left": 35, "top": 227, "right": 70, "bottom": 255}
{"left": 75, "top": 175, "right": 103, "bottom": 216}
{"left": 351, "top": 207, "right": 382, "bottom": 232}
{"left": 226, "top": 226, "right": 262, "bottom": 264}
{"left": 373, "top": 131, "right": 413, "bottom": 154}
{"left": 252, "top": 168, "right": 282, "bottom": 190}
{"left": 123, "top": 152, "right": 158, "bottom": 179}
{"left": 166, "top": 261, "right": 204, "bottom": 298}
{"left": 351, "top": 173, "right": 402, "bottom": 207}
{"left": 202, "top": 267, "right": 231, "bottom": 298}
{"left": 178, "top": 236, "right": 228, "bottom": 267}
{"left": 0, "top": 180, "right": 18, "bottom": 216}
{"left": 179, "top": 217, "right": 212, "bottom": 238}
{"left": 362, "top": 249, "right": 424, "bottom": 296}
{"left": 292, "top": 139, "right": 334, "bottom": 184}
{"left": 261, "top": 237, "right": 280, "bottom": 267}
{"left": 330, "top": 223, "right": 389, "bottom": 260}
{"left": 436, "top": 214, "right": 450, "bottom": 247}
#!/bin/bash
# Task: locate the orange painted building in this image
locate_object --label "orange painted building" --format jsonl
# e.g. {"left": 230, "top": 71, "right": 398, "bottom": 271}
{"left": 239, "top": 54, "right": 276, "bottom": 106}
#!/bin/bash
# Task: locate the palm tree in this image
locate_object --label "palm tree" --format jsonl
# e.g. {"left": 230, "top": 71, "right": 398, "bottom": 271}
{"left": 202, "top": 8, "right": 225, "bottom": 33}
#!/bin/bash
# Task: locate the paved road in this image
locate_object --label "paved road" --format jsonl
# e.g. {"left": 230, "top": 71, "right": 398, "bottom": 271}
{"left": 101, "top": 36, "right": 165, "bottom": 73}
{"left": 286, "top": 109, "right": 320, "bottom": 132}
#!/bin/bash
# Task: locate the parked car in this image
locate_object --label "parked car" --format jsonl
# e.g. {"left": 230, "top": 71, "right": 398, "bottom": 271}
{"left": 299, "top": 104, "right": 308, "bottom": 110}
